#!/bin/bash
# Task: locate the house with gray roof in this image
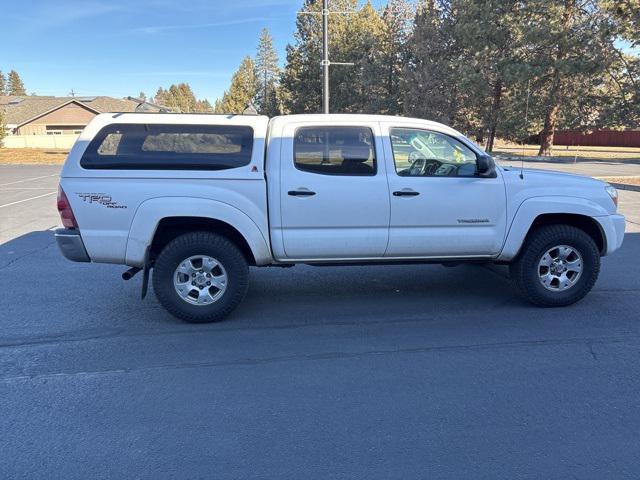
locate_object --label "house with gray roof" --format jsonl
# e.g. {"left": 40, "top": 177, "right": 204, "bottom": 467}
{"left": 0, "top": 95, "right": 168, "bottom": 136}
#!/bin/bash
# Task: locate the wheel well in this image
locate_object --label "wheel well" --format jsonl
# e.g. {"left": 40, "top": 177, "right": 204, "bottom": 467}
{"left": 149, "top": 217, "right": 256, "bottom": 266}
{"left": 529, "top": 213, "right": 606, "bottom": 255}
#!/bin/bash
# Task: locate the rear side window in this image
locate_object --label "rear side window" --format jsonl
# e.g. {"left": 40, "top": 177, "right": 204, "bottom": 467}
{"left": 81, "top": 123, "right": 254, "bottom": 170}
{"left": 294, "top": 126, "right": 376, "bottom": 175}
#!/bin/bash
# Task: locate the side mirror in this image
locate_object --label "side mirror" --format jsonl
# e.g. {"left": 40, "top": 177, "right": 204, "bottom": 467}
{"left": 476, "top": 154, "right": 496, "bottom": 178}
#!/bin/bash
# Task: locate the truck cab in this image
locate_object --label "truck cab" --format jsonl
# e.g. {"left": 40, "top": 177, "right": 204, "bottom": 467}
{"left": 267, "top": 115, "right": 505, "bottom": 261}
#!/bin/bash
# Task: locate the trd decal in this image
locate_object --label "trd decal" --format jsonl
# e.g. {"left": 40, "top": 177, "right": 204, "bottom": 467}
{"left": 77, "top": 193, "right": 127, "bottom": 209}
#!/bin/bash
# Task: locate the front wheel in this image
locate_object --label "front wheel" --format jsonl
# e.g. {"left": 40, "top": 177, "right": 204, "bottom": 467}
{"left": 152, "top": 232, "right": 249, "bottom": 323}
{"left": 510, "top": 225, "right": 600, "bottom": 307}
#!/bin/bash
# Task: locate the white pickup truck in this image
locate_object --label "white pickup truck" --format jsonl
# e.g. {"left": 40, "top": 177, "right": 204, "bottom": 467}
{"left": 55, "top": 113, "right": 625, "bottom": 323}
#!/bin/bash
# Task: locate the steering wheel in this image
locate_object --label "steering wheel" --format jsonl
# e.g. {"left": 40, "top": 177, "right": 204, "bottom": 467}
{"left": 408, "top": 153, "right": 442, "bottom": 176}
{"left": 434, "top": 163, "right": 457, "bottom": 176}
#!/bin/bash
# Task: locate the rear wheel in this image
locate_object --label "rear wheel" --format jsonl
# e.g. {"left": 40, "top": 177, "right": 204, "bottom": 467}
{"left": 152, "top": 232, "right": 249, "bottom": 323}
{"left": 510, "top": 224, "right": 600, "bottom": 307}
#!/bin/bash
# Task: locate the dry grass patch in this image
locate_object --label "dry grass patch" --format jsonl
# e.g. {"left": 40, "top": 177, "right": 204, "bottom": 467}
{"left": 598, "top": 176, "right": 640, "bottom": 186}
{"left": 493, "top": 142, "right": 640, "bottom": 161}
{"left": 0, "top": 148, "right": 69, "bottom": 165}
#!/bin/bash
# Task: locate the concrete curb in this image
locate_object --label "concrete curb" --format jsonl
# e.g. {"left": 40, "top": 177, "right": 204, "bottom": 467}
{"left": 607, "top": 182, "right": 640, "bottom": 192}
{"left": 596, "top": 176, "right": 640, "bottom": 192}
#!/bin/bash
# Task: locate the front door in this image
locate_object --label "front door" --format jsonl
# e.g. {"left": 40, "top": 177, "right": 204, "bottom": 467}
{"left": 382, "top": 125, "right": 507, "bottom": 258}
{"left": 279, "top": 122, "right": 390, "bottom": 260}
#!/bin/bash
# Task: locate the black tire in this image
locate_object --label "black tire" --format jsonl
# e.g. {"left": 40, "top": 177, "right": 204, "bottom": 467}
{"left": 152, "top": 232, "right": 249, "bottom": 323}
{"left": 510, "top": 224, "right": 600, "bottom": 307}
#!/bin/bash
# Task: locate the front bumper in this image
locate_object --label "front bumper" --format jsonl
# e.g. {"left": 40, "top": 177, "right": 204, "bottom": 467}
{"left": 595, "top": 214, "right": 626, "bottom": 256}
{"left": 55, "top": 228, "right": 90, "bottom": 262}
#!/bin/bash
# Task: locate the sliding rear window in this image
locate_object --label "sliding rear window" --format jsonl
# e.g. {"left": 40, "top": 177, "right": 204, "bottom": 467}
{"left": 80, "top": 123, "right": 254, "bottom": 170}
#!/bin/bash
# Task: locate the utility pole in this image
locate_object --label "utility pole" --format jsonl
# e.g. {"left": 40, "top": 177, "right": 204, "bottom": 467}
{"left": 322, "top": 0, "right": 329, "bottom": 114}
{"left": 298, "top": 1, "right": 354, "bottom": 114}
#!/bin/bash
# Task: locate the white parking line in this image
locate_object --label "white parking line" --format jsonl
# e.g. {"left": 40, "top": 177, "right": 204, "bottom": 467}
{"left": 0, "top": 174, "right": 58, "bottom": 187}
{"left": 0, "top": 187, "right": 59, "bottom": 190}
{"left": 0, "top": 191, "right": 57, "bottom": 209}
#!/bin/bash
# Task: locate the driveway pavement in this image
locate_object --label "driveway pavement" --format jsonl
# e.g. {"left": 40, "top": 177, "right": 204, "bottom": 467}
{"left": 494, "top": 153, "right": 640, "bottom": 178}
{"left": 0, "top": 165, "right": 60, "bottom": 244}
{"left": 1, "top": 164, "right": 640, "bottom": 478}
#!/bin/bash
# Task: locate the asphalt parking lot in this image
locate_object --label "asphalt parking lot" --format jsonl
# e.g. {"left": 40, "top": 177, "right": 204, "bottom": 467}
{"left": 1, "top": 164, "right": 640, "bottom": 478}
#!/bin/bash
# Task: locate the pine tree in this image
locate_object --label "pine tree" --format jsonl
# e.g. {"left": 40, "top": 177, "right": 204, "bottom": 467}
{"left": 375, "top": 0, "right": 413, "bottom": 114}
{"left": 404, "top": 1, "right": 469, "bottom": 128}
{"left": 402, "top": 0, "right": 633, "bottom": 149}
{"left": 214, "top": 56, "right": 258, "bottom": 114}
{"left": 7, "top": 70, "right": 26, "bottom": 96}
{"left": 281, "top": 0, "right": 325, "bottom": 113}
{"left": 603, "top": 0, "right": 640, "bottom": 45}
{"left": 167, "top": 85, "right": 182, "bottom": 112}
{"left": 0, "top": 71, "right": 7, "bottom": 95}
{"left": 529, "top": 0, "right": 623, "bottom": 155}
{"left": 196, "top": 99, "right": 213, "bottom": 113}
{"left": 452, "top": 0, "right": 528, "bottom": 151}
{"left": 404, "top": 0, "right": 530, "bottom": 148}
{"left": 255, "top": 28, "right": 281, "bottom": 116}
{"left": 600, "top": 54, "right": 640, "bottom": 128}
{"left": 333, "top": 1, "right": 386, "bottom": 113}
{"left": 181, "top": 84, "right": 197, "bottom": 112}
{"left": 154, "top": 87, "right": 165, "bottom": 105}
{"left": 598, "top": 1, "right": 640, "bottom": 129}
{"left": 153, "top": 84, "right": 211, "bottom": 113}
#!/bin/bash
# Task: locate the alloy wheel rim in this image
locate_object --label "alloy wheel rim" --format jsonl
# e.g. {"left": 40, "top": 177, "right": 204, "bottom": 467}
{"left": 173, "top": 255, "right": 228, "bottom": 305}
{"left": 537, "top": 245, "right": 583, "bottom": 292}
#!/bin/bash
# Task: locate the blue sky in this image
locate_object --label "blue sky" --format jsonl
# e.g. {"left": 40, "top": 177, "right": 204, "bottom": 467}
{"left": 0, "top": 0, "right": 385, "bottom": 103}
{"left": 2, "top": 1, "right": 636, "bottom": 104}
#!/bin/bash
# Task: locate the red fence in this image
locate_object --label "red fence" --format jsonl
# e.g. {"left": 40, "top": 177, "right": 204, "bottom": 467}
{"left": 554, "top": 130, "right": 640, "bottom": 147}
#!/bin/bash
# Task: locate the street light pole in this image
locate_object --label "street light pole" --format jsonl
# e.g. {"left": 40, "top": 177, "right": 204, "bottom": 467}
{"left": 322, "top": 0, "right": 329, "bottom": 114}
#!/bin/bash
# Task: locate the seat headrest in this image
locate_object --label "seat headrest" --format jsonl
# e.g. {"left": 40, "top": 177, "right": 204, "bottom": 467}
{"left": 341, "top": 144, "right": 371, "bottom": 163}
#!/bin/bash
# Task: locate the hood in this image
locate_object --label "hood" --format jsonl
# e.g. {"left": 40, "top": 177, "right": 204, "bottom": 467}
{"left": 500, "top": 165, "right": 616, "bottom": 214}
{"left": 501, "top": 165, "right": 605, "bottom": 186}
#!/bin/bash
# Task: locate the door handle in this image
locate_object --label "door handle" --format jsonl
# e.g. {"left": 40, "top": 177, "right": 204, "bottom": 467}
{"left": 288, "top": 190, "right": 316, "bottom": 197}
{"left": 393, "top": 190, "right": 420, "bottom": 197}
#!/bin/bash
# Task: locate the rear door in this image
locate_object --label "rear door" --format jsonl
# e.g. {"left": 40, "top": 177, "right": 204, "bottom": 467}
{"left": 276, "top": 121, "right": 390, "bottom": 260}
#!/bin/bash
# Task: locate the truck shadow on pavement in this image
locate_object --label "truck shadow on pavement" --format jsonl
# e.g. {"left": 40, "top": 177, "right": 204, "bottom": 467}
{"left": 1, "top": 230, "right": 637, "bottom": 336}
{"left": 0, "top": 229, "right": 57, "bottom": 269}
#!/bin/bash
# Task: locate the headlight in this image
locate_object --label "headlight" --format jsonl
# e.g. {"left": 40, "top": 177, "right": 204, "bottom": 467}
{"left": 605, "top": 184, "right": 618, "bottom": 208}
